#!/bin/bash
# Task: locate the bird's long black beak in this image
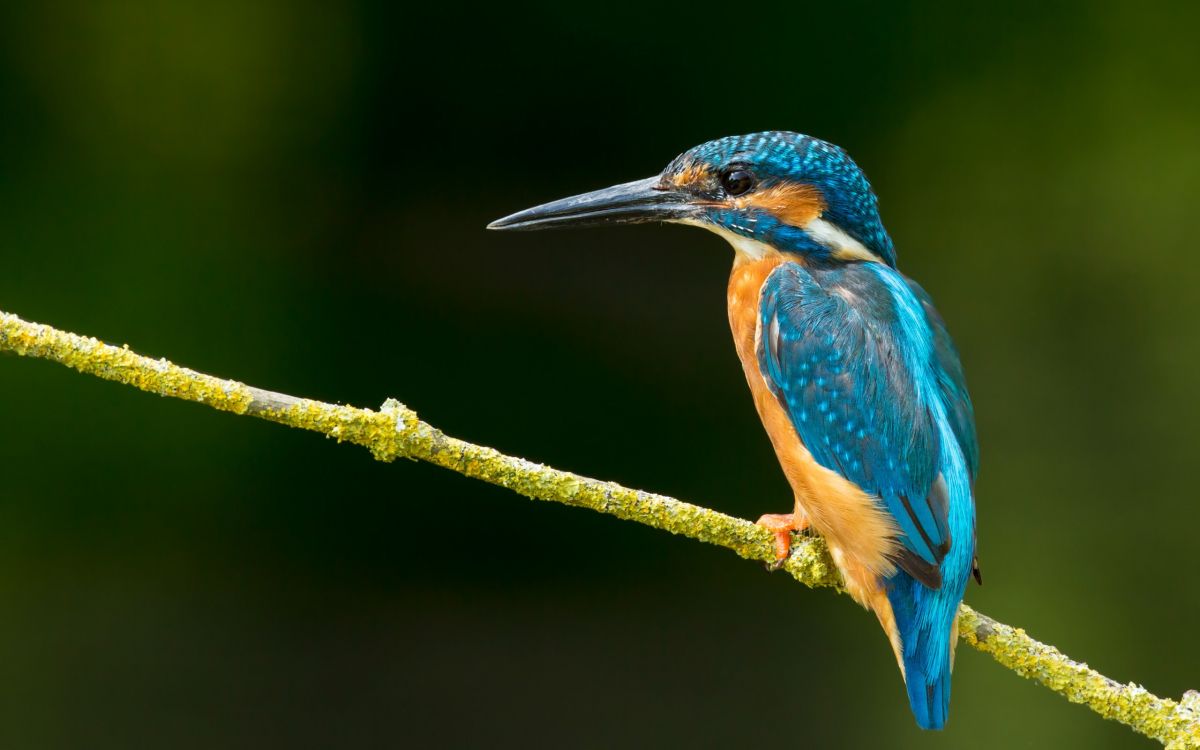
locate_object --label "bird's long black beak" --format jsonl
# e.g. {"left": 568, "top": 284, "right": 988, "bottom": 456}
{"left": 487, "top": 176, "right": 694, "bottom": 231}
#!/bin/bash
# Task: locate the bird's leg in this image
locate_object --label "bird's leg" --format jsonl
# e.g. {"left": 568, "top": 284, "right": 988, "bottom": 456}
{"left": 755, "top": 512, "right": 810, "bottom": 569}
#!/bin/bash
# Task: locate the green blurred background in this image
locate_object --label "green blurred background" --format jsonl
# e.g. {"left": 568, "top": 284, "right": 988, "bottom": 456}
{"left": 0, "top": 2, "right": 1197, "bottom": 748}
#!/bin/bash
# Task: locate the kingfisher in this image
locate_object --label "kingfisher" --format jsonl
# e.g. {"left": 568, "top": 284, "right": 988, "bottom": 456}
{"left": 488, "top": 131, "right": 979, "bottom": 730}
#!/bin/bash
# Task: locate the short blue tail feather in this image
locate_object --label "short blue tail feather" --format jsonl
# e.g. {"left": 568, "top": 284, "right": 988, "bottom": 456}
{"left": 886, "top": 571, "right": 959, "bottom": 730}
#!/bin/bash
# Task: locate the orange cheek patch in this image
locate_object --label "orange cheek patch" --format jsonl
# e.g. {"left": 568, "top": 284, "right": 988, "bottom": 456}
{"left": 736, "top": 183, "right": 826, "bottom": 227}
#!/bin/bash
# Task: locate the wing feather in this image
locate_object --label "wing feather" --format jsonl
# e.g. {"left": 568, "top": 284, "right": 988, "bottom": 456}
{"left": 757, "top": 262, "right": 971, "bottom": 586}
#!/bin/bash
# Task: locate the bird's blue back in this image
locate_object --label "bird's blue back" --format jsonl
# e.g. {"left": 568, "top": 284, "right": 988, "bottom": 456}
{"left": 757, "top": 259, "right": 977, "bottom": 729}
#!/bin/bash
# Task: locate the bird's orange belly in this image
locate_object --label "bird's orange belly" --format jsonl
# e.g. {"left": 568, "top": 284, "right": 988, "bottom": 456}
{"left": 726, "top": 254, "right": 902, "bottom": 653}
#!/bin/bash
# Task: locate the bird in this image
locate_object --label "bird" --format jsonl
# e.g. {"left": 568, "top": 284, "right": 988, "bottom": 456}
{"left": 488, "top": 131, "right": 979, "bottom": 730}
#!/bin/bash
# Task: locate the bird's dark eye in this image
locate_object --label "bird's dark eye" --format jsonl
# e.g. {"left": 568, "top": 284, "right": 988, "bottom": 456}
{"left": 720, "top": 168, "right": 755, "bottom": 196}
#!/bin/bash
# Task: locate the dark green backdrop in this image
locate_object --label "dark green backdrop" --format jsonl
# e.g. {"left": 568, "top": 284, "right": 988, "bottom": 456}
{"left": 1, "top": 3, "right": 1196, "bottom": 748}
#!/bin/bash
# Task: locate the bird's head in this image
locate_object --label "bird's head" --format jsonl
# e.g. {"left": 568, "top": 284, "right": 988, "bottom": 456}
{"left": 489, "top": 131, "right": 896, "bottom": 267}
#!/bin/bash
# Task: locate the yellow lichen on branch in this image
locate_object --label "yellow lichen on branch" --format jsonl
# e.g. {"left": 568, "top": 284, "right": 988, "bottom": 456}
{"left": 959, "top": 607, "right": 1199, "bottom": 749}
{"left": 0, "top": 313, "right": 257, "bottom": 415}
{"left": 0, "top": 309, "right": 1197, "bottom": 748}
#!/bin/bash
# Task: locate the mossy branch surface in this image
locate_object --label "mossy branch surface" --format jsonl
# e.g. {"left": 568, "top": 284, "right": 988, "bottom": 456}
{"left": 1, "top": 309, "right": 1197, "bottom": 748}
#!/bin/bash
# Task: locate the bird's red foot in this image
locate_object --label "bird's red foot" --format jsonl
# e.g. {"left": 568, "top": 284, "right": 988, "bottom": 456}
{"left": 756, "top": 513, "right": 810, "bottom": 569}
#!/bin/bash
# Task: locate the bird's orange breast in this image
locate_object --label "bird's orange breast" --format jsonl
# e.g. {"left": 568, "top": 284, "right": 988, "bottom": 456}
{"left": 727, "top": 252, "right": 904, "bottom": 666}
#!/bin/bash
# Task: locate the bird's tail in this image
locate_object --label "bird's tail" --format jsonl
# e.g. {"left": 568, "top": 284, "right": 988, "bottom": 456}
{"left": 885, "top": 572, "right": 958, "bottom": 730}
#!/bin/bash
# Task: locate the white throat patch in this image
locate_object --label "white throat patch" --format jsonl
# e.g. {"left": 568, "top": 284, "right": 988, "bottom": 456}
{"left": 678, "top": 217, "right": 881, "bottom": 263}
{"left": 677, "top": 219, "right": 776, "bottom": 261}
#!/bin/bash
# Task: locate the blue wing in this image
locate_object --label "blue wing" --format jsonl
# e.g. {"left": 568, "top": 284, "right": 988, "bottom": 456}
{"left": 906, "top": 278, "right": 979, "bottom": 483}
{"left": 757, "top": 261, "right": 976, "bottom": 587}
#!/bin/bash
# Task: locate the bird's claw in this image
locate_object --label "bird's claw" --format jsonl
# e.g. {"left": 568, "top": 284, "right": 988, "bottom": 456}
{"left": 756, "top": 512, "right": 810, "bottom": 571}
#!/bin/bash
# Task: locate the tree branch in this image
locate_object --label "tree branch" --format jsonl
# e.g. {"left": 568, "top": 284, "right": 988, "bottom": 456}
{"left": 1, "top": 309, "right": 1196, "bottom": 748}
